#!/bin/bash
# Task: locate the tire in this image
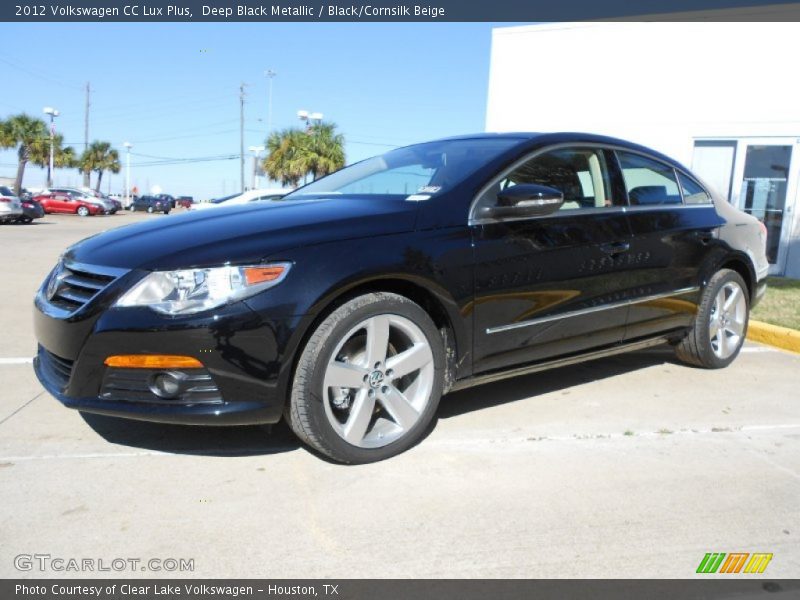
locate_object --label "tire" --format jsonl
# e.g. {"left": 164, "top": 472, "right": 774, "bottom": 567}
{"left": 76, "top": 206, "right": 90, "bottom": 217}
{"left": 675, "top": 269, "right": 749, "bottom": 369}
{"left": 20, "top": 216, "right": 32, "bottom": 224}
{"left": 147, "top": 206, "right": 154, "bottom": 213}
{"left": 164, "top": 209, "right": 170, "bottom": 215}
{"left": 287, "top": 292, "right": 445, "bottom": 464}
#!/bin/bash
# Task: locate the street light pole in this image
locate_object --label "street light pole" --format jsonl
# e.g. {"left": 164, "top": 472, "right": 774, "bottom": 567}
{"left": 123, "top": 142, "right": 132, "bottom": 207}
{"left": 264, "top": 69, "right": 276, "bottom": 137}
{"left": 43, "top": 107, "right": 59, "bottom": 188}
{"left": 297, "top": 109, "right": 323, "bottom": 132}
{"left": 248, "top": 145, "right": 265, "bottom": 189}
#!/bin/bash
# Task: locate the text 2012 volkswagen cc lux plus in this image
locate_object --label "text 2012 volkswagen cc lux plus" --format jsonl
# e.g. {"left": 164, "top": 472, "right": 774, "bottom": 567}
{"left": 33, "top": 133, "right": 769, "bottom": 463}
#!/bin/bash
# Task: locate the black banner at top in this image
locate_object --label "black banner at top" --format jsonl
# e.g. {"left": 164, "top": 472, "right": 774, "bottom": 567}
{"left": 3, "top": 0, "right": 800, "bottom": 22}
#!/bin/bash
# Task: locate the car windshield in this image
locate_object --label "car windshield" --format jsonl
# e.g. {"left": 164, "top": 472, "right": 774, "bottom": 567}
{"left": 287, "top": 138, "right": 519, "bottom": 199}
{"left": 0, "top": 186, "right": 14, "bottom": 196}
{"left": 211, "top": 193, "right": 240, "bottom": 204}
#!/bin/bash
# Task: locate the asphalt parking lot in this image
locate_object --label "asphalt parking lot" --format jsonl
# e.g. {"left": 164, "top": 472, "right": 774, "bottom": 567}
{"left": 1, "top": 211, "right": 799, "bottom": 579}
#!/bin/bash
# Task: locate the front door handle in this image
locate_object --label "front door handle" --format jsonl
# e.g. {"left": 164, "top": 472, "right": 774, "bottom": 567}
{"left": 600, "top": 242, "right": 631, "bottom": 255}
{"left": 695, "top": 230, "right": 715, "bottom": 244}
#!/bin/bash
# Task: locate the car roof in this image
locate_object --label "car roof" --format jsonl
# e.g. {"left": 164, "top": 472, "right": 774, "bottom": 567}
{"left": 426, "top": 132, "right": 687, "bottom": 172}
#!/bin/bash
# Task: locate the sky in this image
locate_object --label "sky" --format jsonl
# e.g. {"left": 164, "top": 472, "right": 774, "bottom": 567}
{"left": 0, "top": 22, "right": 512, "bottom": 199}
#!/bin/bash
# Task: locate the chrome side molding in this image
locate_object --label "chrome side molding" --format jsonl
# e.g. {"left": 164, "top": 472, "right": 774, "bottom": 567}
{"left": 487, "top": 286, "right": 700, "bottom": 334}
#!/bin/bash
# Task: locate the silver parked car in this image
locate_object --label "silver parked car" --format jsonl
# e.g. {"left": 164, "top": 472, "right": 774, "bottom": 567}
{"left": 0, "top": 186, "right": 23, "bottom": 223}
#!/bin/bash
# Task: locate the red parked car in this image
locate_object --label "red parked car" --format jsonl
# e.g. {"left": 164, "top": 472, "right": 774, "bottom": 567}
{"left": 35, "top": 193, "right": 102, "bottom": 217}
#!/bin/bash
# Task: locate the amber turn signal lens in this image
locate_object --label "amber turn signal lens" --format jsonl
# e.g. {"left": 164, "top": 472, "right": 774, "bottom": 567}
{"left": 104, "top": 355, "right": 203, "bottom": 369}
{"left": 243, "top": 266, "right": 286, "bottom": 286}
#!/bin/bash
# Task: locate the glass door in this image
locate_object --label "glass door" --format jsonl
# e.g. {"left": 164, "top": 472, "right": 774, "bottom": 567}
{"left": 733, "top": 141, "right": 798, "bottom": 274}
{"left": 696, "top": 138, "right": 800, "bottom": 275}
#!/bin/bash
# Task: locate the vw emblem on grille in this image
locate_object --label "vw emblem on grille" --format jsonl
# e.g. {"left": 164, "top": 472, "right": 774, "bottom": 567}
{"left": 46, "top": 263, "right": 67, "bottom": 301}
{"left": 368, "top": 370, "right": 385, "bottom": 389}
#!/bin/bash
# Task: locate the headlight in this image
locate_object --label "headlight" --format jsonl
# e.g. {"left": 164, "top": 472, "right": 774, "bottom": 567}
{"left": 115, "top": 263, "right": 291, "bottom": 315}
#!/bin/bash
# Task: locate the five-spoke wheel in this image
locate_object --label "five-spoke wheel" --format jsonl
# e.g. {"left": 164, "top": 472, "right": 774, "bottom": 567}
{"left": 288, "top": 292, "right": 444, "bottom": 463}
{"left": 676, "top": 268, "right": 750, "bottom": 368}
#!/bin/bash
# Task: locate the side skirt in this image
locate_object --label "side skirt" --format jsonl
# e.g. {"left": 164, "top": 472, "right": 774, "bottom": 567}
{"left": 449, "top": 334, "right": 677, "bottom": 393}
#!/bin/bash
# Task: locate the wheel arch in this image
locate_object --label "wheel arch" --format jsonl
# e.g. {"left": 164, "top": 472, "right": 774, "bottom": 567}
{"left": 715, "top": 252, "right": 757, "bottom": 304}
{"left": 285, "top": 274, "right": 468, "bottom": 405}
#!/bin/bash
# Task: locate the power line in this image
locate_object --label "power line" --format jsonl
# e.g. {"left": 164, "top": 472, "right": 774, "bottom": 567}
{"left": 0, "top": 56, "right": 83, "bottom": 91}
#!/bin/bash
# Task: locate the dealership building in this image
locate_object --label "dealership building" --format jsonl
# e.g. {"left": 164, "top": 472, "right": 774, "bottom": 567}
{"left": 486, "top": 22, "right": 800, "bottom": 278}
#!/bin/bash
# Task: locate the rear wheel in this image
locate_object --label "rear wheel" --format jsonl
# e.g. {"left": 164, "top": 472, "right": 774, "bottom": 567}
{"left": 76, "top": 206, "right": 90, "bottom": 217}
{"left": 147, "top": 206, "right": 154, "bottom": 213}
{"left": 287, "top": 292, "right": 444, "bottom": 464}
{"left": 675, "top": 269, "right": 749, "bottom": 368}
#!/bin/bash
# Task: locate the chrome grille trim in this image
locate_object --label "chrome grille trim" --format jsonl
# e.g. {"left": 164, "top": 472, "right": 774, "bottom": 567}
{"left": 44, "top": 260, "right": 128, "bottom": 316}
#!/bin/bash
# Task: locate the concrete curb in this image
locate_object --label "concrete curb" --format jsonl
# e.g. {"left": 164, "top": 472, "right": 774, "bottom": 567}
{"left": 747, "top": 320, "right": 800, "bottom": 354}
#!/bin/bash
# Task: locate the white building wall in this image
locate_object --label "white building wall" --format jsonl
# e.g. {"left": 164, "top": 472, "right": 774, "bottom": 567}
{"left": 486, "top": 22, "right": 800, "bottom": 277}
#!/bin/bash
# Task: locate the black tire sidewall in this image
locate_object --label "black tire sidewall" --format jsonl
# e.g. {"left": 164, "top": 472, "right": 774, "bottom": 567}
{"left": 297, "top": 295, "right": 445, "bottom": 463}
{"left": 695, "top": 270, "right": 750, "bottom": 368}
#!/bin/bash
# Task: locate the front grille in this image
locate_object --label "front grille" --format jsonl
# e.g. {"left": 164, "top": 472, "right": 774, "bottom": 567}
{"left": 39, "top": 347, "right": 74, "bottom": 391}
{"left": 46, "top": 262, "right": 119, "bottom": 314}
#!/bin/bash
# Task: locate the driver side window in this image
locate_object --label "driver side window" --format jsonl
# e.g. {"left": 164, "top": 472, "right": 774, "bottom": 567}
{"left": 477, "top": 147, "right": 624, "bottom": 216}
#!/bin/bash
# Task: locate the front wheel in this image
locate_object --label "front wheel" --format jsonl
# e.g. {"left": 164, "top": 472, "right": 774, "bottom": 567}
{"left": 675, "top": 269, "right": 749, "bottom": 368}
{"left": 76, "top": 206, "right": 90, "bottom": 217}
{"left": 146, "top": 206, "right": 154, "bottom": 213}
{"left": 288, "top": 292, "right": 445, "bottom": 464}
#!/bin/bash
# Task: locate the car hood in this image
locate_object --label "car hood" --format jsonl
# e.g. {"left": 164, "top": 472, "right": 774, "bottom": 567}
{"left": 66, "top": 197, "right": 419, "bottom": 271}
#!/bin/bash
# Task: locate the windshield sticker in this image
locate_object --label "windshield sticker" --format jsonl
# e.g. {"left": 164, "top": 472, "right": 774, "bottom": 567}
{"left": 406, "top": 194, "right": 432, "bottom": 202}
{"left": 417, "top": 185, "right": 441, "bottom": 194}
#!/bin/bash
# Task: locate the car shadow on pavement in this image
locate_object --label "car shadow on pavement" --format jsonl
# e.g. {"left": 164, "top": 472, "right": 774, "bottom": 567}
{"left": 80, "top": 413, "right": 301, "bottom": 457}
{"left": 438, "top": 346, "right": 681, "bottom": 419}
{"left": 79, "top": 346, "right": 680, "bottom": 459}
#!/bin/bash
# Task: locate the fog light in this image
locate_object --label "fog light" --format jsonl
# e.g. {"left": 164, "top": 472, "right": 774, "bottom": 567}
{"left": 149, "top": 371, "right": 184, "bottom": 399}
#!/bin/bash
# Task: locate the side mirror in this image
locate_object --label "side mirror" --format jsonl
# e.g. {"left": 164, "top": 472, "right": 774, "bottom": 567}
{"left": 486, "top": 184, "right": 564, "bottom": 219}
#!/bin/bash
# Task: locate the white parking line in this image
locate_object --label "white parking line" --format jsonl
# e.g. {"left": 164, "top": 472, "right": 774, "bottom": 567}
{"left": 0, "top": 357, "right": 33, "bottom": 365}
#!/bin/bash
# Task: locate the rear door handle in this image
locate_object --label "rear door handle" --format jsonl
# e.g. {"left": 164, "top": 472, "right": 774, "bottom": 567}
{"left": 600, "top": 242, "right": 631, "bottom": 255}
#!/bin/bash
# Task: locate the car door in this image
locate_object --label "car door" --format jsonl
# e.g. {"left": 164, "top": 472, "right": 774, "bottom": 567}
{"left": 613, "top": 150, "right": 725, "bottom": 341}
{"left": 469, "top": 145, "right": 634, "bottom": 374}
{"left": 52, "top": 194, "right": 72, "bottom": 213}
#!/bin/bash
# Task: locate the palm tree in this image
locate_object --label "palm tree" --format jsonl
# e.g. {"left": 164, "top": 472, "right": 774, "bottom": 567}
{"left": 79, "top": 141, "right": 121, "bottom": 192}
{"left": 0, "top": 114, "right": 49, "bottom": 194}
{"left": 306, "top": 122, "right": 345, "bottom": 181}
{"left": 28, "top": 132, "right": 78, "bottom": 175}
{"left": 263, "top": 123, "right": 345, "bottom": 187}
{"left": 264, "top": 128, "right": 308, "bottom": 187}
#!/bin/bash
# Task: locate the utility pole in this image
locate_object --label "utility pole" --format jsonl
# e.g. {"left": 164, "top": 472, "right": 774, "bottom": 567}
{"left": 239, "top": 82, "right": 246, "bottom": 193}
{"left": 83, "top": 82, "right": 91, "bottom": 187}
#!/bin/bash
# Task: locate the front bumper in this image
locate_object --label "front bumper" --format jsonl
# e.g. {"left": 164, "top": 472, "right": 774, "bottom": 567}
{"left": 33, "top": 280, "right": 305, "bottom": 426}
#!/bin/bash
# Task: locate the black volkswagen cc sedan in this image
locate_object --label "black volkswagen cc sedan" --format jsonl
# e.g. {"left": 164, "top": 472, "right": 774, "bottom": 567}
{"left": 33, "top": 133, "right": 769, "bottom": 463}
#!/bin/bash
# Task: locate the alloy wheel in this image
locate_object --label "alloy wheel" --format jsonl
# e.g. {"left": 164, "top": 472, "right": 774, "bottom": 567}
{"left": 709, "top": 281, "right": 747, "bottom": 359}
{"left": 322, "top": 314, "right": 435, "bottom": 448}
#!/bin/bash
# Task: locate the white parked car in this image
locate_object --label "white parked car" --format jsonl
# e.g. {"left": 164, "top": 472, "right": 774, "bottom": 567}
{"left": 0, "top": 186, "right": 23, "bottom": 223}
{"left": 189, "top": 188, "right": 291, "bottom": 211}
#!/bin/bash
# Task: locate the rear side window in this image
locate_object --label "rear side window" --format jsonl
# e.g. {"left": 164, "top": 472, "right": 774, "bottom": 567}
{"left": 677, "top": 172, "right": 712, "bottom": 205}
{"left": 617, "top": 151, "right": 682, "bottom": 206}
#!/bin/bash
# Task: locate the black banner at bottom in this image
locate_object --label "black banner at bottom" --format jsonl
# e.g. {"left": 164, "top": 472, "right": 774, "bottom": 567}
{"left": 3, "top": 579, "right": 800, "bottom": 600}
